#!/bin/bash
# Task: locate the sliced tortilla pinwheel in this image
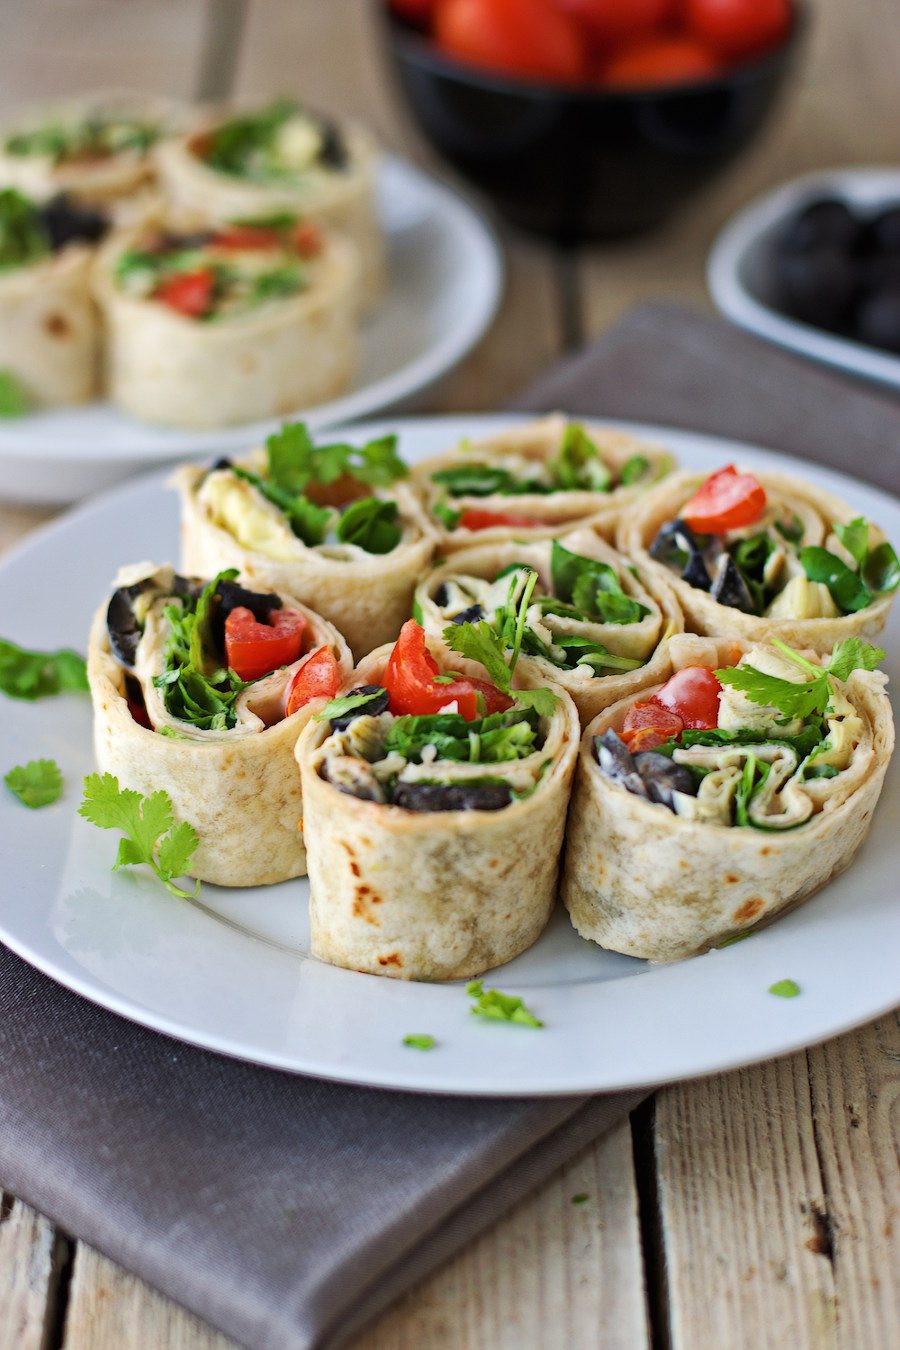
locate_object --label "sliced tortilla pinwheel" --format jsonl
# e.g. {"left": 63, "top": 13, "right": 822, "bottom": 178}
{"left": 0, "top": 187, "right": 109, "bottom": 407}
{"left": 620, "top": 465, "right": 899, "bottom": 652}
{"left": 177, "top": 422, "right": 436, "bottom": 660}
{"left": 0, "top": 91, "right": 186, "bottom": 209}
{"left": 413, "top": 414, "right": 675, "bottom": 552}
{"left": 561, "top": 632, "right": 894, "bottom": 961}
{"left": 415, "top": 526, "right": 683, "bottom": 725}
{"left": 87, "top": 562, "right": 352, "bottom": 887}
{"left": 93, "top": 215, "right": 358, "bottom": 427}
{"left": 155, "top": 99, "right": 386, "bottom": 307}
{"left": 295, "top": 619, "right": 579, "bottom": 981}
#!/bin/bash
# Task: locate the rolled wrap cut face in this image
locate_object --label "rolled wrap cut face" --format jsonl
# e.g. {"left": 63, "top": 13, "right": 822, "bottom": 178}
{"left": 295, "top": 637, "right": 580, "bottom": 981}
{"left": 561, "top": 633, "right": 895, "bottom": 961}
{"left": 416, "top": 528, "right": 684, "bottom": 726}
{"left": 154, "top": 99, "right": 386, "bottom": 308}
{"left": 413, "top": 414, "right": 676, "bottom": 552}
{"left": 177, "top": 433, "right": 436, "bottom": 660}
{"left": 621, "top": 467, "right": 899, "bottom": 652}
{"left": 88, "top": 562, "right": 352, "bottom": 887}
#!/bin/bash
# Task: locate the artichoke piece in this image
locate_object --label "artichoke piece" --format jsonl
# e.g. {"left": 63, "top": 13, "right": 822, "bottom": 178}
{"left": 322, "top": 756, "right": 386, "bottom": 802}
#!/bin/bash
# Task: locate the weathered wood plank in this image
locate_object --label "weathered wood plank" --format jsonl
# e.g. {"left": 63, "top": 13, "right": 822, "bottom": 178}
{"left": 0, "top": 1194, "right": 63, "bottom": 1350}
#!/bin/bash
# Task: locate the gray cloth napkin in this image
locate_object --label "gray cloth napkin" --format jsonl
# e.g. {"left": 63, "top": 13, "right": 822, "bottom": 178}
{"left": 2, "top": 300, "right": 895, "bottom": 1350}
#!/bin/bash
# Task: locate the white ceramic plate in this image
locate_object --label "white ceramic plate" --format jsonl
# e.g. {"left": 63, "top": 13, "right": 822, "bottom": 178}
{"left": 1, "top": 415, "right": 898, "bottom": 1097}
{"left": 0, "top": 159, "right": 503, "bottom": 506}
{"left": 708, "top": 166, "right": 900, "bottom": 391}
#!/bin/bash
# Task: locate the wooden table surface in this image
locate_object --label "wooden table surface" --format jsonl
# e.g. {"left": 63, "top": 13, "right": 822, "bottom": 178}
{"left": 1, "top": 2, "right": 898, "bottom": 1346}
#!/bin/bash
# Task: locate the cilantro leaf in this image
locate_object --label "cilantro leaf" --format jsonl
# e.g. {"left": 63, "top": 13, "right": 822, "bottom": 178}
{"left": 443, "top": 619, "right": 512, "bottom": 691}
{"left": 768, "top": 979, "right": 800, "bottom": 998}
{"left": 0, "top": 369, "right": 30, "bottom": 417}
{"left": 514, "top": 687, "right": 558, "bottom": 717}
{"left": 351, "top": 433, "right": 407, "bottom": 488}
{"left": 799, "top": 546, "right": 871, "bottom": 613}
{"left": 822, "top": 636, "right": 884, "bottom": 681}
{"left": 265, "top": 422, "right": 407, "bottom": 494}
{"left": 78, "top": 772, "right": 200, "bottom": 899}
{"left": 432, "top": 499, "right": 462, "bottom": 530}
{"left": 403, "top": 1034, "right": 436, "bottom": 1050}
{"left": 549, "top": 423, "right": 611, "bottom": 492}
{"left": 0, "top": 639, "right": 88, "bottom": 700}
{"left": 618, "top": 454, "right": 649, "bottom": 486}
{"left": 715, "top": 637, "right": 885, "bottom": 720}
{"left": 466, "top": 979, "right": 543, "bottom": 1027}
{"left": 4, "top": 758, "right": 63, "bottom": 808}
{"left": 833, "top": 517, "right": 869, "bottom": 569}
{"left": 431, "top": 464, "right": 520, "bottom": 497}
{"left": 863, "top": 542, "right": 900, "bottom": 595}
{"left": 336, "top": 497, "right": 401, "bottom": 554}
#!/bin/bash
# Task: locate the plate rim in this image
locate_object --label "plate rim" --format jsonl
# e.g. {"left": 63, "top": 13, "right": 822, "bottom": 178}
{"left": 1, "top": 412, "right": 898, "bottom": 1097}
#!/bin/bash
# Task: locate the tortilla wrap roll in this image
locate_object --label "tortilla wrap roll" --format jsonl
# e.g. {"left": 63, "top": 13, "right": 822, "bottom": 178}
{"left": 177, "top": 429, "right": 436, "bottom": 660}
{"left": 413, "top": 414, "right": 676, "bottom": 553}
{"left": 561, "top": 632, "right": 894, "bottom": 961}
{"left": 155, "top": 100, "right": 386, "bottom": 308}
{"left": 620, "top": 466, "right": 898, "bottom": 651}
{"left": 88, "top": 563, "right": 352, "bottom": 887}
{"left": 415, "top": 527, "right": 684, "bottom": 726}
{"left": 0, "top": 92, "right": 186, "bottom": 209}
{"left": 93, "top": 216, "right": 359, "bottom": 428}
{"left": 296, "top": 621, "right": 579, "bottom": 980}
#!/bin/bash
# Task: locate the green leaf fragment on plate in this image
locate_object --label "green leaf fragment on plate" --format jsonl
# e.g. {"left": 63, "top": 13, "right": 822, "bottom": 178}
{"left": 768, "top": 979, "right": 801, "bottom": 998}
{"left": 0, "top": 369, "right": 30, "bottom": 417}
{"left": 4, "top": 757, "right": 63, "bottom": 808}
{"left": 403, "top": 1034, "right": 436, "bottom": 1050}
{"left": 466, "top": 979, "right": 543, "bottom": 1027}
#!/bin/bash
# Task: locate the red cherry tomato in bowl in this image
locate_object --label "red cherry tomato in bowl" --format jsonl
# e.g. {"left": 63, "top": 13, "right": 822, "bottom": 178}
{"left": 225, "top": 606, "right": 308, "bottom": 682}
{"left": 434, "top": 0, "right": 588, "bottom": 84}
{"left": 553, "top": 0, "right": 673, "bottom": 48}
{"left": 383, "top": 619, "right": 513, "bottom": 720}
{"left": 285, "top": 646, "right": 342, "bottom": 716}
{"left": 681, "top": 464, "right": 767, "bottom": 534}
{"left": 654, "top": 665, "right": 721, "bottom": 729}
{"left": 682, "top": 0, "right": 792, "bottom": 61}
{"left": 601, "top": 35, "right": 722, "bottom": 87}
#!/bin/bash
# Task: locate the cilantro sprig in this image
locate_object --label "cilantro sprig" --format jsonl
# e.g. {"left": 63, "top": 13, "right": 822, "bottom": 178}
{"left": 4, "top": 758, "right": 63, "bottom": 808}
{"left": 0, "top": 639, "right": 88, "bottom": 700}
{"left": 716, "top": 638, "right": 884, "bottom": 720}
{"left": 79, "top": 773, "right": 200, "bottom": 898}
{"left": 466, "top": 980, "right": 543, "bottom": 1027}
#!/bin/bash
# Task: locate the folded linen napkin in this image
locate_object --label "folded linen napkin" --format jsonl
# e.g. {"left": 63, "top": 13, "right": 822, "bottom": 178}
{"left": 1, "top": 300, "right": 895, "bottom": 1350}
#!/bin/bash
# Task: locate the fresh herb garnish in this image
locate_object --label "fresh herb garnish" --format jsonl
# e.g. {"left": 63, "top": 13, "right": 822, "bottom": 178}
{"left": 78, "top": 773, "right": 200, "bottom": 898}
{"left": 715, "top": 638, "right": 884, "bottom": 720}
{"left": 0, "top": 639, "right": 87, "bottom": 700}
{"left": 0, "top": 188, "right": 50, "bottom": 270}
{"left": 4, "top": 758, "right": 63, "bottom": 808}
{"left": 336, "top": 497, "right": 401, "bottom": 554}
{"left": 549, "top": 423, "right": 611, "bottom": 492}
{"left": 550, "top": 541, "right": 650, "bottom": 625}
{"left": 203, "top": 99, "right": 301, "bottom": 180}
{"left": 430, "top": 464, "right": 523, "bottom": 497}
{"left": 466, "top": 979, "right": 543, "bottom": 1027}
{"left": 265, "top": 421, "right": 407, "bottom": 493}
{"left": 768, "top": 979, "right": 800, "bottom": 998}
{"left": 0, "top": 369, "right": 30, "bottom": 417}
{"left": 317, "top": 689, "right": 384, "bottom": 722}
{"left": 833, "top": 517, "right": 869, "bottom": 568}
{"left": 403, "top": 1034, "right": 436, "bottom": 1050}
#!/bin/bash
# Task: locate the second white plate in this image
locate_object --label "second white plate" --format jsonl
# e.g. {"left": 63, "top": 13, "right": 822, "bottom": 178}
{"left": 0, "top": 159, "right": 503, "bottom": 505}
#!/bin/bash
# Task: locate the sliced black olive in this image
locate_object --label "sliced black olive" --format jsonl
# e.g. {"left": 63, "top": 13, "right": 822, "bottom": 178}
{"left": 710, "top": 555, "right": 756, "bottom": 613}
{"left": 649, "top": 519, "right": 713, "bottom": 591}
{"left": 106, "top": 580, "right": 152, "bottom": 666}
{"left": 779, "top": 198, "right": 861, "bottom": 255}
{"left": 681, "top": 549, "right": 713, "bottom": 592}
{"left": 774, "top": 246, "right": 859, "bottom": 331}
{"left": 210, "top": 579, "right": 282, "bottom": 650}
{"left": 330, "top": 684, "right": 390, "bottom": 732}
{"left": 593, "top": 729, "right": 648, "bottom": 799}
{"left": 40, "top": 194, "right": 109, "bottom": 250}
{"left": 449, "top": 603, "right": 485, "bottom": 625}
{"left": 854, "top": 285, "right": 900, "bottom": 354}
{"left": 868, "top": 204, "right": 900, "bottom": 257}
{"left": 158, "top": 228, "right": 214, "bottom": 252}
{"left": 317, "top": 116, "right": 348, "bottom": 170}
{"left": 210, "top": 456, "right": 233, "bottom": 472}
{"left": 633, "top": 752, "right": 696, "bottom": 809}
{"left": 391, "top": 781, "right": 512, "bottom": 812}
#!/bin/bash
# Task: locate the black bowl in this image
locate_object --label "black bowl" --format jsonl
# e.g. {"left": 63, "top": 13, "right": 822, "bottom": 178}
{"left": 381, "top": 6, "right": 805, "bottom": 243}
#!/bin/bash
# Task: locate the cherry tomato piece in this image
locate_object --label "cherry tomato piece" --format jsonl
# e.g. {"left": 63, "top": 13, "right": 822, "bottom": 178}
{"left": 382, "top": 619, "right": 512, "bottom": 721}
{"left": 284, "top": 646, "right": 342, "bottom": 716}
{"left": 620, "top": 700, "right": 684, "bottom": 751}
{"left": 212, "top": 225, "right": 282, "bottom": 250}
{"left": 681, "top": 465, "right": 767, "bottom": 534}
{"left": 292, "top": 221, "right": 321, "bottom": 256}
{"left": 553, "top": 0, "right": 673, "bottom": 48}
{"left": 654, "top": 665, "right": 721, "bottom": 729}
{"left": 682, "top": 0, "right": 792, "bottom": 61}
{"left": 434, "top": 0, "right": 588, "bottom": 84}
{"left": 225, "top": 606, "right": 308, "bottom": 682}
{"left": 154, "top": 267, "right": 216, "bottom": 318}
{"left": 127, "top": 691, "right": 153, "bottom": 729}
{"left": 457, "top": 507, "right": 542, "bottom": 531}
{"left": 601, "top": 35, "right": 721, "bottom": 87}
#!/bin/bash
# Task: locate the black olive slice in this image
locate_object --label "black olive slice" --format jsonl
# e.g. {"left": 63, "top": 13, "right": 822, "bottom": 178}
{"left": 330, "top": 685, "right": 390, "bottom": 732}
{"left": 106, "top": 580, "right": 151, "bottom": 666}
{"left": 317, "top": 117, "right": 348, "bottom": 170}
{"left": 210, "top": 456, "right": 233, "bottom": 472}
{"left": 40, "top": 193, "right": 109, "bottom": 251}
{"left": 449, "top": 603, "right": 485, "bottom": 624}
{"left": 391, "top": 781, "right": 513, "bottom": 813}
{"left": 633, "top": 752, "right": 696, "bottom": 809}
{"left": 210, "top": 579, "right": 282, "bottom": 651}
{"left": 594, "top": 729, "right": 648, "bottom": 798}
{"left": 710, "top": 555, "right": 756, "bottom": 613}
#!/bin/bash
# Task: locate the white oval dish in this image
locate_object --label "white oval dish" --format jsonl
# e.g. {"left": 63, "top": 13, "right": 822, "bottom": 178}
{"left": 0, "top": 414, "right": 897, "bottom": 1096}
{"left": 0, "top": 160, "right": 503, "bottom": 505}
{"left": 708, "top": 166, "right": 900, "bottom": 392}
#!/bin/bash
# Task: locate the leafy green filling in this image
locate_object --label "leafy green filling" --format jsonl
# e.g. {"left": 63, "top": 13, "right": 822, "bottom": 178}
{"left": 550, "top": 541, "right": 650, "bottom": 625}
{"left": 800, "top": 517, "right": 900, "bottom": 613}
{"left": 202, "top": 99, "right": 317, "bottom": 181}
{"left": 5, "top": 116, "right": 158, "bottom": 163}
{"left": 384, "top": 707, "right": 541, "bottom": 765}
{"left": 152, "top": 571, "right": 247, "bottom": 731}
{"left": 0, "top": 189, "right": 50, "bottom": 270}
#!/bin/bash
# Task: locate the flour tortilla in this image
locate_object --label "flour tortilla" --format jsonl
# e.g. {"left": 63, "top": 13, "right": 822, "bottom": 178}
{"left": 560, "top": 634, "right": 895, "bottom": 961}
{"left": 0, "top": 92, "right": 189, "bottom": 207}
{"left": 178, "top": 460, "right": 437, "bottom": 660}
{"left": 87, "top": 563, "right": 352, "bottom": 887}
{"left": 92, "top": 224, "right": 359, "bottom": 428}
{"left": 295, "top": 641, "right": 580, "bottom": 981}
{"left": 413, "top": 414, "right": 676, "bottom": 553}
{"left": 0, "top": 245, "right": 98, "bottom": 405}
{"left": 417, "top": 527, "right": 684, "bottom": 726}
{"left": 619, "top": 468, "right": 896, "bottom": 651}
{"left": 155, "top": 116, "right": 386, "bottom": 308}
